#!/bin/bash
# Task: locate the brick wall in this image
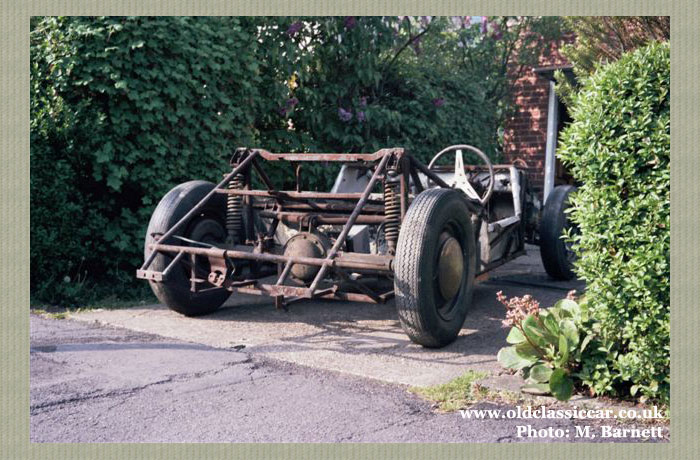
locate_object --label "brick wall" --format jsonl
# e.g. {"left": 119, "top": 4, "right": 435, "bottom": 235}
{"left": 503, "top": 36, "right": 573, "bottom": 193}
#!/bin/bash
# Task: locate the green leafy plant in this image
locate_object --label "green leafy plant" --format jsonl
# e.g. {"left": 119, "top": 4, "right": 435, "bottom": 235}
{"left": 30, "top": 17, "right": 291, "bottom": 305}
{"left": 496, "top": 292, "right": 602, "bottom": 401}
{"left": 561, "top": 16, "right": 669, "bottom": 75}
{"left": 556, "top": 17, "right": 669, "bottom": 103}
{"left": 287, "top": 16, "right": 562, "bottom": 166}
{"left": 557, "top": 42, "right": 670, "bottom": 404}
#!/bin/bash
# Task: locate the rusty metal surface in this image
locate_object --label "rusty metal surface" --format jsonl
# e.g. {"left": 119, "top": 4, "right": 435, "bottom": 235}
{"left": 148, "top": 243, "right": 394, "bottom": 273}
{"left": 283, "top": 231, "right": 331, "bottom": 282}
{"left": 306, "top": 152, "right": 392, "bottom": 295}
{"left": 216, "top": 189, "right": 380, "bottom": 201}
{"left": 259, "top": 211, "right": 385, "bottom": 226}
{"left": 252, "top": 147, "right": 402, "bottom": 163}
{"left": 253, "top": 202, "right": 386, "bottom": 214}
{"left": 140, "top": 151, "right": 260, "bottom": 271}
{"left": 138, "top": 147, "right": 487, "bottom": 307}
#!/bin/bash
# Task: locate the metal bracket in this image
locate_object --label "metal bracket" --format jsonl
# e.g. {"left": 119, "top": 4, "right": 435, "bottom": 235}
{"left": 136, "top": 269, "right": 165, "bottom": 282}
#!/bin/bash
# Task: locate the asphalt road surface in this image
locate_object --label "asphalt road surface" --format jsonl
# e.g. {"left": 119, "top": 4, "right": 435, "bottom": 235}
{"left": 30, "top": 315, "right": 665, "bottom": 443}
{"left": 69, "top": 246, "right": 586, "bottom": 388}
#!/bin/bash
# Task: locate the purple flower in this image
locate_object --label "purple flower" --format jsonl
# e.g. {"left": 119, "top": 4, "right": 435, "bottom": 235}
{"left": 344, "top": 16, "right": 356, "bottom": 29}
{"left": 491, "top": 22, "right": 502, "bottom": 40}
{"left": 286, "top": 97, "right": 299, "bottom": 107}
{"left": 287, "top": 22, "right": 302, "bottom": 37}
{"left": 359, "top": 96, "right": 367, "bottom": 107}
{"left": 338, "top": 107, "right": 353, "bottom": 122}
{"left": 277, "top": 106, "right": 288, "bottom": 116}
{"left": 481, "top": 17, "right": 488, "bottom": 34}
{"left": 356, "top": 111, "right": 366, "bottom": 122}
{"left": 432, "top": 98, "right": 445, "bottom": 108}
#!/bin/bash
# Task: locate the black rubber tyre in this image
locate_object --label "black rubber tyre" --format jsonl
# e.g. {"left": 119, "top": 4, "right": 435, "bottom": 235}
{"left": 144, "top": 180, "right": 230, "bottom": 316}
{"left": 539, "top": 185, "right": 578, "bottom": 281}
{"left": 394, "top": 188, "right": 476, "bottom": 348}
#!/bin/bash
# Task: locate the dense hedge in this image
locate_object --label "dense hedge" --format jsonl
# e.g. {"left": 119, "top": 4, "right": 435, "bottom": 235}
{"left": 31, "top": 17, "right": 292, "bottom": 304}
{"left": 31, "top": 16, "right": 560, "bottom": 305}
{"left": 558, "top": 42, "right": 670, "bottom": 403}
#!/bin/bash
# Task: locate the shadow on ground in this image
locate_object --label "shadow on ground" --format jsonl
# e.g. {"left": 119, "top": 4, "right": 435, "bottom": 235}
{"left": 72, "top": 246, "right": 584, "bottom": 386}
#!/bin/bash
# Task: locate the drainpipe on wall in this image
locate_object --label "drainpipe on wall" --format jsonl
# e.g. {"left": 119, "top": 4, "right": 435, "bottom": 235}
{"left": 543, "top": 79, "right": 559, "bottom": 205}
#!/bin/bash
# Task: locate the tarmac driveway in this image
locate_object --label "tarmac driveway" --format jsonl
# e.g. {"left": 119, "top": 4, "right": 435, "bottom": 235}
{"left": 33, "top": 314, "right": 652, "bottom": 443}
{"left": 34, "top": 247, "right": 669, "bottom": 443}
{"left": 71, "top": 246, "right": 582, "bottom": 387}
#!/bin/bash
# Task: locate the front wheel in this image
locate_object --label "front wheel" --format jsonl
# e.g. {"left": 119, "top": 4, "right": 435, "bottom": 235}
{"left": 394, "top": 189, "right": 476, "bottom": 348}
{"left": 539, "top": 185, "right": 578, "bottom": 281}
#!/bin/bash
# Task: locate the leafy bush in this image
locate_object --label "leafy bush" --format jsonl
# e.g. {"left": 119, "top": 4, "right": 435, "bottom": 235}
{"left": 287, "top": 17, "right": 502, "bottom": 166}
{"left": 555, "top": 17, "right": 669, "bottom": 104}
{"left": 286, "top": 16, "right": 562, "bottom": 166}
{"left": 557, "top": 42, "right": 670, "bottom": 404}
{"left": 31, "top": 17, "right": 290, "bottom": 304}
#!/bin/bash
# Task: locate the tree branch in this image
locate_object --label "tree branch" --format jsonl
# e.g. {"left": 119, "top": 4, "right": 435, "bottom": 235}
{"left": 382, "top": 22, "right": 433, "bottom": 74}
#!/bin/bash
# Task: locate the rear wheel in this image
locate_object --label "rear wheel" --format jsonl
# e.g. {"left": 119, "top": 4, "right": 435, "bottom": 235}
{"left": 394, "top": 189, "right": 476, "bottom": 348}
{"left": 539, "top": 185, "right": 578, "bottom": 281}
{"left": 144, "top": 181, "right": 231, "bottom": 316}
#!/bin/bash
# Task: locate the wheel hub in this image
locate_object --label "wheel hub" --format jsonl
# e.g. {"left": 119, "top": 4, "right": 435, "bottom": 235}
{"left": 437, "top": 233, "right": 464, "bottom": 301}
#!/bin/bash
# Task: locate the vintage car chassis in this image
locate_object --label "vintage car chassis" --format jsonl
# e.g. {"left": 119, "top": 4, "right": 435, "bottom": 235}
{"left": 137, "top": 146, "right": 575, "bottom": 346}
{"left": 138, "top": 147, "right": 486, "bottom": 307}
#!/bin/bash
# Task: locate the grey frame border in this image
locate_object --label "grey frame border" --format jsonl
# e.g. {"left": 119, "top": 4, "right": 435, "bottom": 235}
{"left": 2, "top": 1, "right": 697, "bottom": 458}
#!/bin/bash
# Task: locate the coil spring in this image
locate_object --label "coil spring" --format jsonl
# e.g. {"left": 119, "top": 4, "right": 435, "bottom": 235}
{"left": 383, "top": 174, "right": 400, "bottom": 253}
{"left": 226, "top": 173, "right": 245, "bottom": 242}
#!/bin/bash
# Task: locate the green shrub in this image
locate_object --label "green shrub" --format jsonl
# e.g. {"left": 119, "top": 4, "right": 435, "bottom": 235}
{"left": 288, "top": 17, "right": 502, "bottom": 166}
{"left": 557, "top": 42, "right": 670, "bottom": 404}
{"left": 31, "top": 17, "right": 288, "bottom": 305}
{"left": 560, "top": 17, "right": 669, "bottom": 76}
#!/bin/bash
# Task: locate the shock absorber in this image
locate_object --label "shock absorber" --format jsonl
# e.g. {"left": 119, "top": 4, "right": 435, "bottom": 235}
{"left": 226, "top": 172, "right": 245, "bottom": 245}
{"left": 383, "top": 169, "right": 400, "bottom": 254}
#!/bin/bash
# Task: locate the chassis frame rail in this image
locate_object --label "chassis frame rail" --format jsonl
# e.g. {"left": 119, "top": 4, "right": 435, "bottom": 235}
{"left": 137, "top": 147, "right": 481, "bottom": 307}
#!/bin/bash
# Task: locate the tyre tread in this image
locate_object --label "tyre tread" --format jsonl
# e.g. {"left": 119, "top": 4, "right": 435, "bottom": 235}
{"left": 145, "top": 181, "right": 230, "bottom": 316}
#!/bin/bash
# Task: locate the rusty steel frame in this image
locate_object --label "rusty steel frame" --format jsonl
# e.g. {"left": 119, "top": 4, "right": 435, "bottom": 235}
{"left": 137, "top": 147, "right": 474, "bottom": 306}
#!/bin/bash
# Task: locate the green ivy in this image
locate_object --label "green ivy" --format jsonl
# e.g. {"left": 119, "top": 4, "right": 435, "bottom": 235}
{"left": 557, "top": 42, "right": 670, "bottom": 404}
{"left": 31, "top": 17, "right": 288, "bottom": 304}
